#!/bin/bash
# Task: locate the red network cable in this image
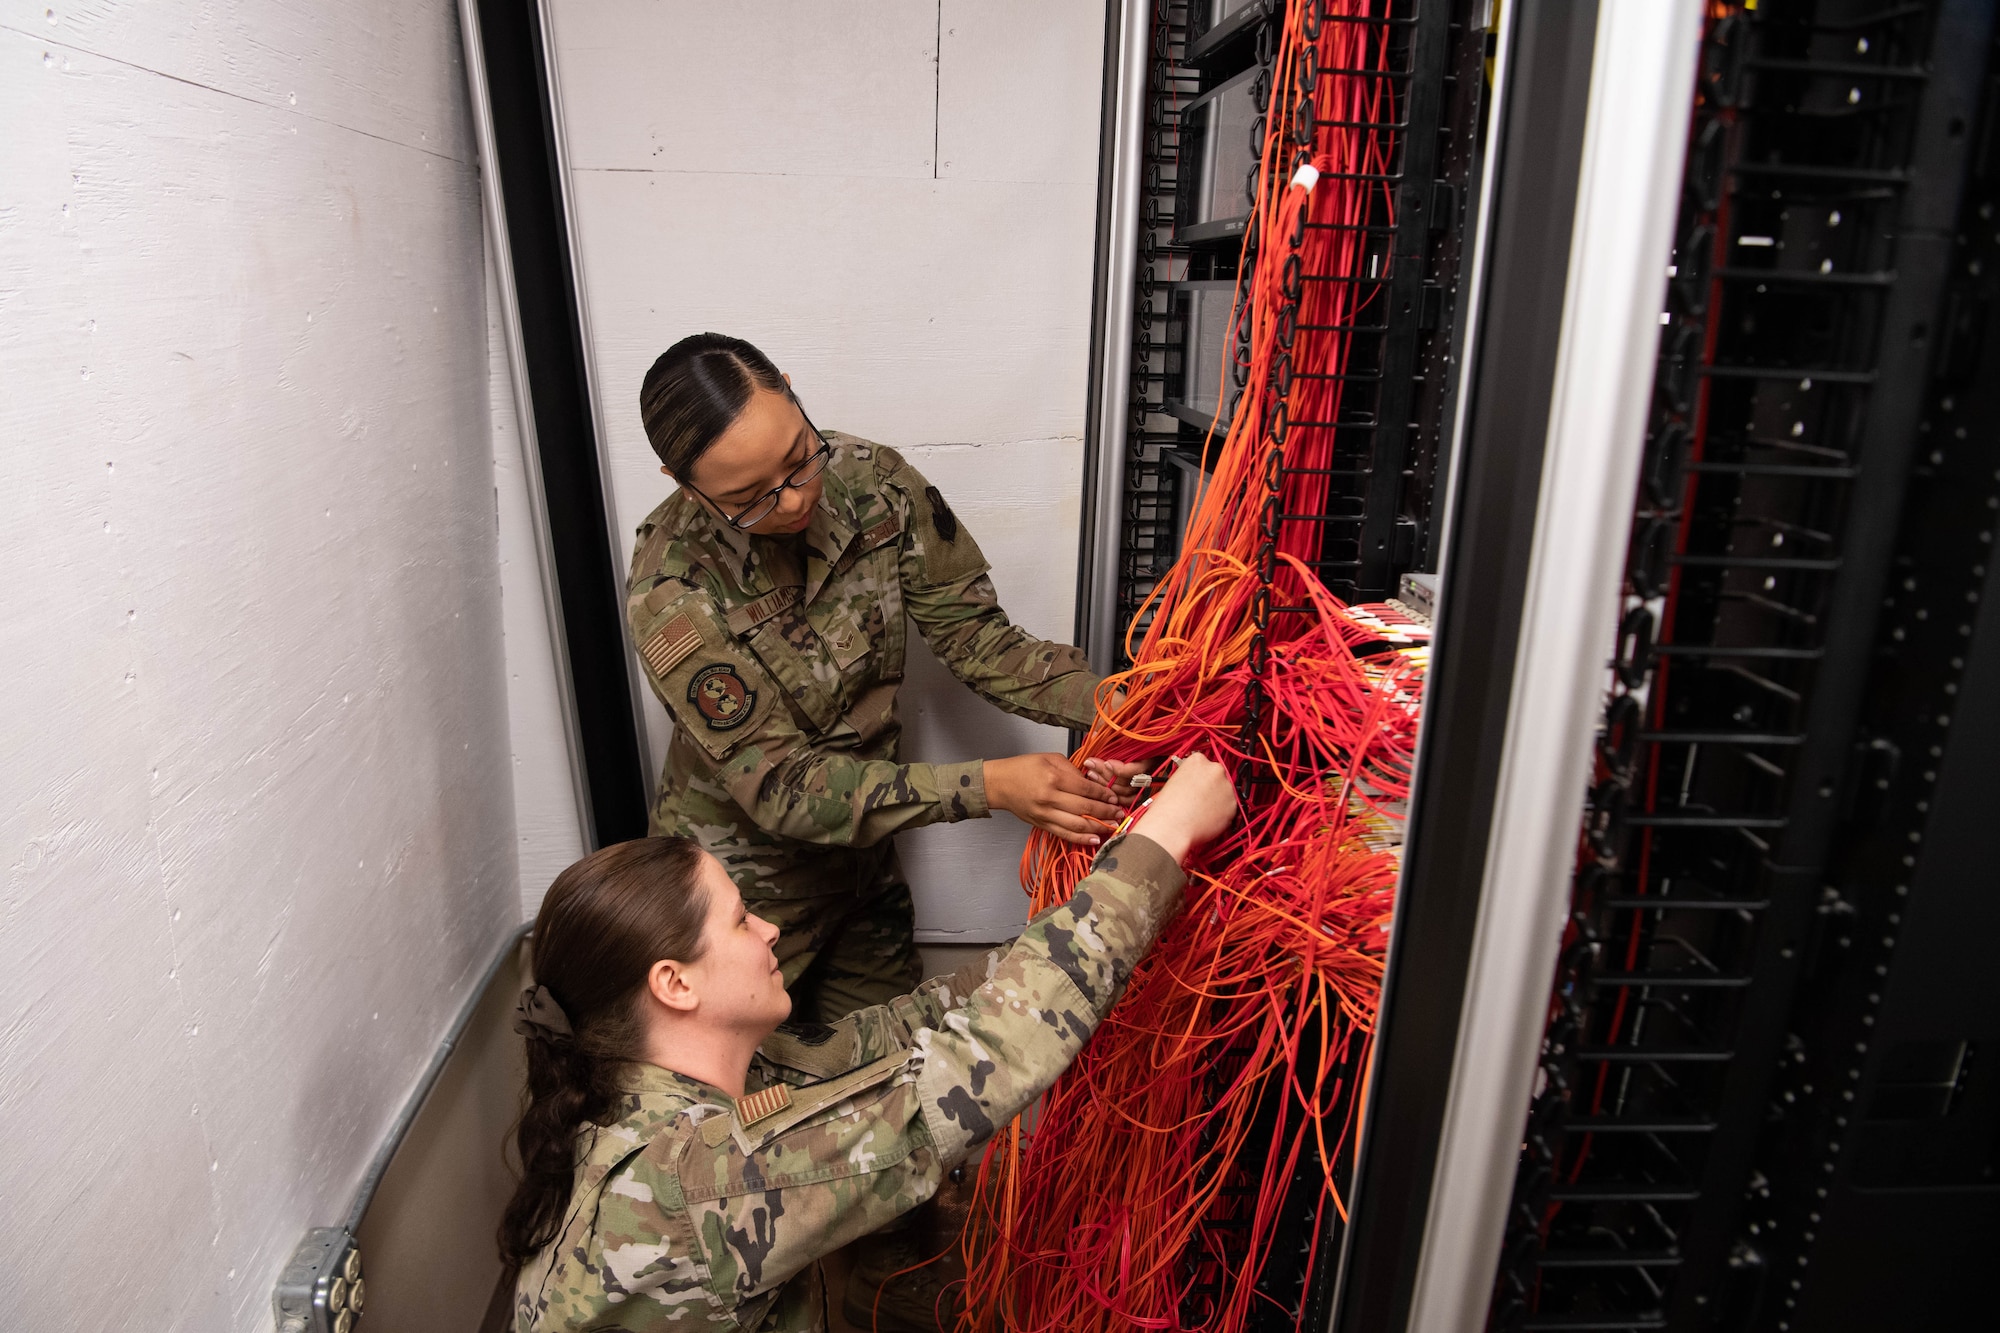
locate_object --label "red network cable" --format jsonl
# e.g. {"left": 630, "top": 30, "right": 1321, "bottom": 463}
{"left": 956, "top": 5, "right": 1421, "bottom": 1330}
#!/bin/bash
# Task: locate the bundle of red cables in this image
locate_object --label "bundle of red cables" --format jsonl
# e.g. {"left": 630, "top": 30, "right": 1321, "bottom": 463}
{"left": 956, "top": 3, "right": 1422, "bottom": 1330}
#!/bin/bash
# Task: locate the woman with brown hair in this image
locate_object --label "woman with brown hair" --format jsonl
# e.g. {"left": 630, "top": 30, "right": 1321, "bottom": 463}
{"left": 500, "top": 754, "right": 1236, "bottom": 1332}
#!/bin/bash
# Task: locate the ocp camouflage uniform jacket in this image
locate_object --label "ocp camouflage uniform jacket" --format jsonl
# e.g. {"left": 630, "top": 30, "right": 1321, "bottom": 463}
{"left": 626, "top": 432, "right": 1101, "bottom": 899}
{"left": 514, "top": 832, "right": 1187, "bottom": 1332}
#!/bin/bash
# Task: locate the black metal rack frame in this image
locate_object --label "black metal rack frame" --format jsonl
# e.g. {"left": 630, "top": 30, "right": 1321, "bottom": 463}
{"left": 1715, "top": 7, "right": 2000, "bottom": 1327}
{"left": 1332, "top": 3, "right": 1606, "bottom": 1326}
{"left": 1489, "top": 3, "right": 1994, "bottom": 1329}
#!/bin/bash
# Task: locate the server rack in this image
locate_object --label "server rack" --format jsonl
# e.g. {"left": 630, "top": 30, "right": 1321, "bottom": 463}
{"left": 1082, "top": 0, "right": 1489, "bottom": 673}
{"left": 1332, "top": 7, "right": 1707, "bottom": 1330}
{"left": 1078, "top": 0, "right": 1498, "bottom": 1324}
{"left": 1487, "top": 3, "right": 2000, "bottom": 1331}
{"left": 1084, "top": 2, "right": 2000, "bottom": 1329}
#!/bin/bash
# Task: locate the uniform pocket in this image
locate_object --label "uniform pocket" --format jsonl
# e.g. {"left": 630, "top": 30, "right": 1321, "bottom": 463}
{"left": 745, "top": 607, "right": 844, "bottom": 734}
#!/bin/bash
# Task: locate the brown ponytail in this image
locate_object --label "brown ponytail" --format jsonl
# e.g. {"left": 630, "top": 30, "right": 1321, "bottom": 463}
{"left": 498, "top": 837, "right": 710, "bottom": 1268}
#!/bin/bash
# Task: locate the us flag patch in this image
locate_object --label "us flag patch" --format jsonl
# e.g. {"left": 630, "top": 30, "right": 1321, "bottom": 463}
{"left": 641, "top": 614, "right": 702, "bottom": 679}
{"left": 734, "top": 1083, "right": 792, "bottom": 1127}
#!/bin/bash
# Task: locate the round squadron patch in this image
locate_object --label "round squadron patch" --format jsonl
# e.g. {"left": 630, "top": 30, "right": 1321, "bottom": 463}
{"left": 687, "top": 664, "right": 756, "bottom": 731}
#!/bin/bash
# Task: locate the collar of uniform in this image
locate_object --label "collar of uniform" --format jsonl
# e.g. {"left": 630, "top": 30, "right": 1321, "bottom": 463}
{"left": 795, "top": 435, "right": 861, "bottom": 605}
{"left": 699, "top": 496, "right": 757, "bottom": 575}
{"left": 568, "top": 1064, "right": 720, "bottom": 1191}
{"left": 611, "top": 1059, "right": 734, "bottom": 1105}
{"left": 691, "top": 436, "right": 861, "bottom": 606}
{"left": 654, "top": 485, "right": 759, "bottom": 598}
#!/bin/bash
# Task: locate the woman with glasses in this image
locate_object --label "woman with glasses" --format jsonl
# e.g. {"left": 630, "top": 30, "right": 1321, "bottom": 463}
{"left": 625, "top": 333, "right": 1143, "bottom": 1031}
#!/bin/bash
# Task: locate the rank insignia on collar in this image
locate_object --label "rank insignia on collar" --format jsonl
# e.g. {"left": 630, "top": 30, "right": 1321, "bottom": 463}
{"left": 734, "top": 1083, "right": 792, "bottom": 1127}
{"left": 924, "top": 485, "right": 959, "bottom": 542}
{"left": 688, "top": 664, "right": 756, "bottom": 730}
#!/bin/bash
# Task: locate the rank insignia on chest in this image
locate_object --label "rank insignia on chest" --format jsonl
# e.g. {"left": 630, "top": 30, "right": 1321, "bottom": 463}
{"left": 734, "top": 1083, "right": 792, "bottom": 1127}
{"left": 687, "top": 664, "right": 757, "bottom": 730}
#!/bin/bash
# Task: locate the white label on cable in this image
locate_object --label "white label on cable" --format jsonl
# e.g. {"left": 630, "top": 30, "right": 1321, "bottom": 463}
{"left": 1291, "top": 162, "right": 1320, "bottom": 192}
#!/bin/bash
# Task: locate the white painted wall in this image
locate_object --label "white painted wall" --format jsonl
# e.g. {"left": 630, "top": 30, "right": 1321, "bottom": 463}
{"left": 0, "top": 2, "right": 531, "bottom": 1327}
{"left": 548, "top": 1, "right": 1107, "bottom": 940}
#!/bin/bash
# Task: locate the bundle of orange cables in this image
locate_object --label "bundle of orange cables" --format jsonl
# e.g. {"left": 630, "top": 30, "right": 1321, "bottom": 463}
{"left": 955, "top": 3, "right": 1421, "bottom": 1329}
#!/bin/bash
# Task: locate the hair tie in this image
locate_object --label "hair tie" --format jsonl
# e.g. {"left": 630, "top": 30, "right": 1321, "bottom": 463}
{"left": 512, "top": 984, "right": 574, "bottom": 1043}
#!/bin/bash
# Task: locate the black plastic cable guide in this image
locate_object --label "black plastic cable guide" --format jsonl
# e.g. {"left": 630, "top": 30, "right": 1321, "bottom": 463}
{"left": 1487, "top": 3, "right": 1975, "bottom": 1328}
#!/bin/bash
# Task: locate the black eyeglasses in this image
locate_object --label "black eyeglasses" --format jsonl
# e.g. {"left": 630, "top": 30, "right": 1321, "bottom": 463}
{"left": 690, "top": 407, "right": 833, "bottom": 531}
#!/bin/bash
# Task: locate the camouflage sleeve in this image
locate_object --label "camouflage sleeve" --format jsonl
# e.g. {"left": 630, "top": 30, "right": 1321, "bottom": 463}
{"left": 753, "top": 948, "right": 1007, "bottom": 1088}
{"left": 911, "top": 831, "right": 1185, "bottom": 1162}
{"left": 910, "top": 946, "right": 1007, "bottom": 1021}
{"left": 877, "top": 448, "right": 1104, "bottom": 731}
{"left": 627, "top": 574, "right": 988, "bottom": 847}
{"left": 596, "top": 835, "right": 1185, "bottom": 1317}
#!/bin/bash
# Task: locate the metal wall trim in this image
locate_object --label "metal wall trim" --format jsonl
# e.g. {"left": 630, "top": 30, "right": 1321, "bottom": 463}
{"left": 455, "top": 0, "right": 594, "bottom": 853}
{"left": 1076, "top": 0, "right": 1153, "bottom": 673}
{"left": 1406, "top": 4, "right": 1703, "bottom": 1328}
{"left": 459, "top": 0, "right": 650, "bottom": 846}
{"left": 533, "top": 0, "right": 656, "bottom": 801}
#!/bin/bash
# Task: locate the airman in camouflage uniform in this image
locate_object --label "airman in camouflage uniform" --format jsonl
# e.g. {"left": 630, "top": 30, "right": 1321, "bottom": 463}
{"left": 513, "top": 830, "right": 1187, "bottom": 1333}
{"left": 627, "top": 431, "right": 1102, "bottom": 1022}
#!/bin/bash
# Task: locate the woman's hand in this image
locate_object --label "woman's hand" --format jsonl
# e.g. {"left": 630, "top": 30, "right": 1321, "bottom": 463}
{"left": 986, "top": 754, "right": 1125, "bottom": 846}
{"left": 1081, "top": 758, "right": 1151, "bottom": 802}
{"left": 1130, "top": 753, "right": 1236, "bottom": 866}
